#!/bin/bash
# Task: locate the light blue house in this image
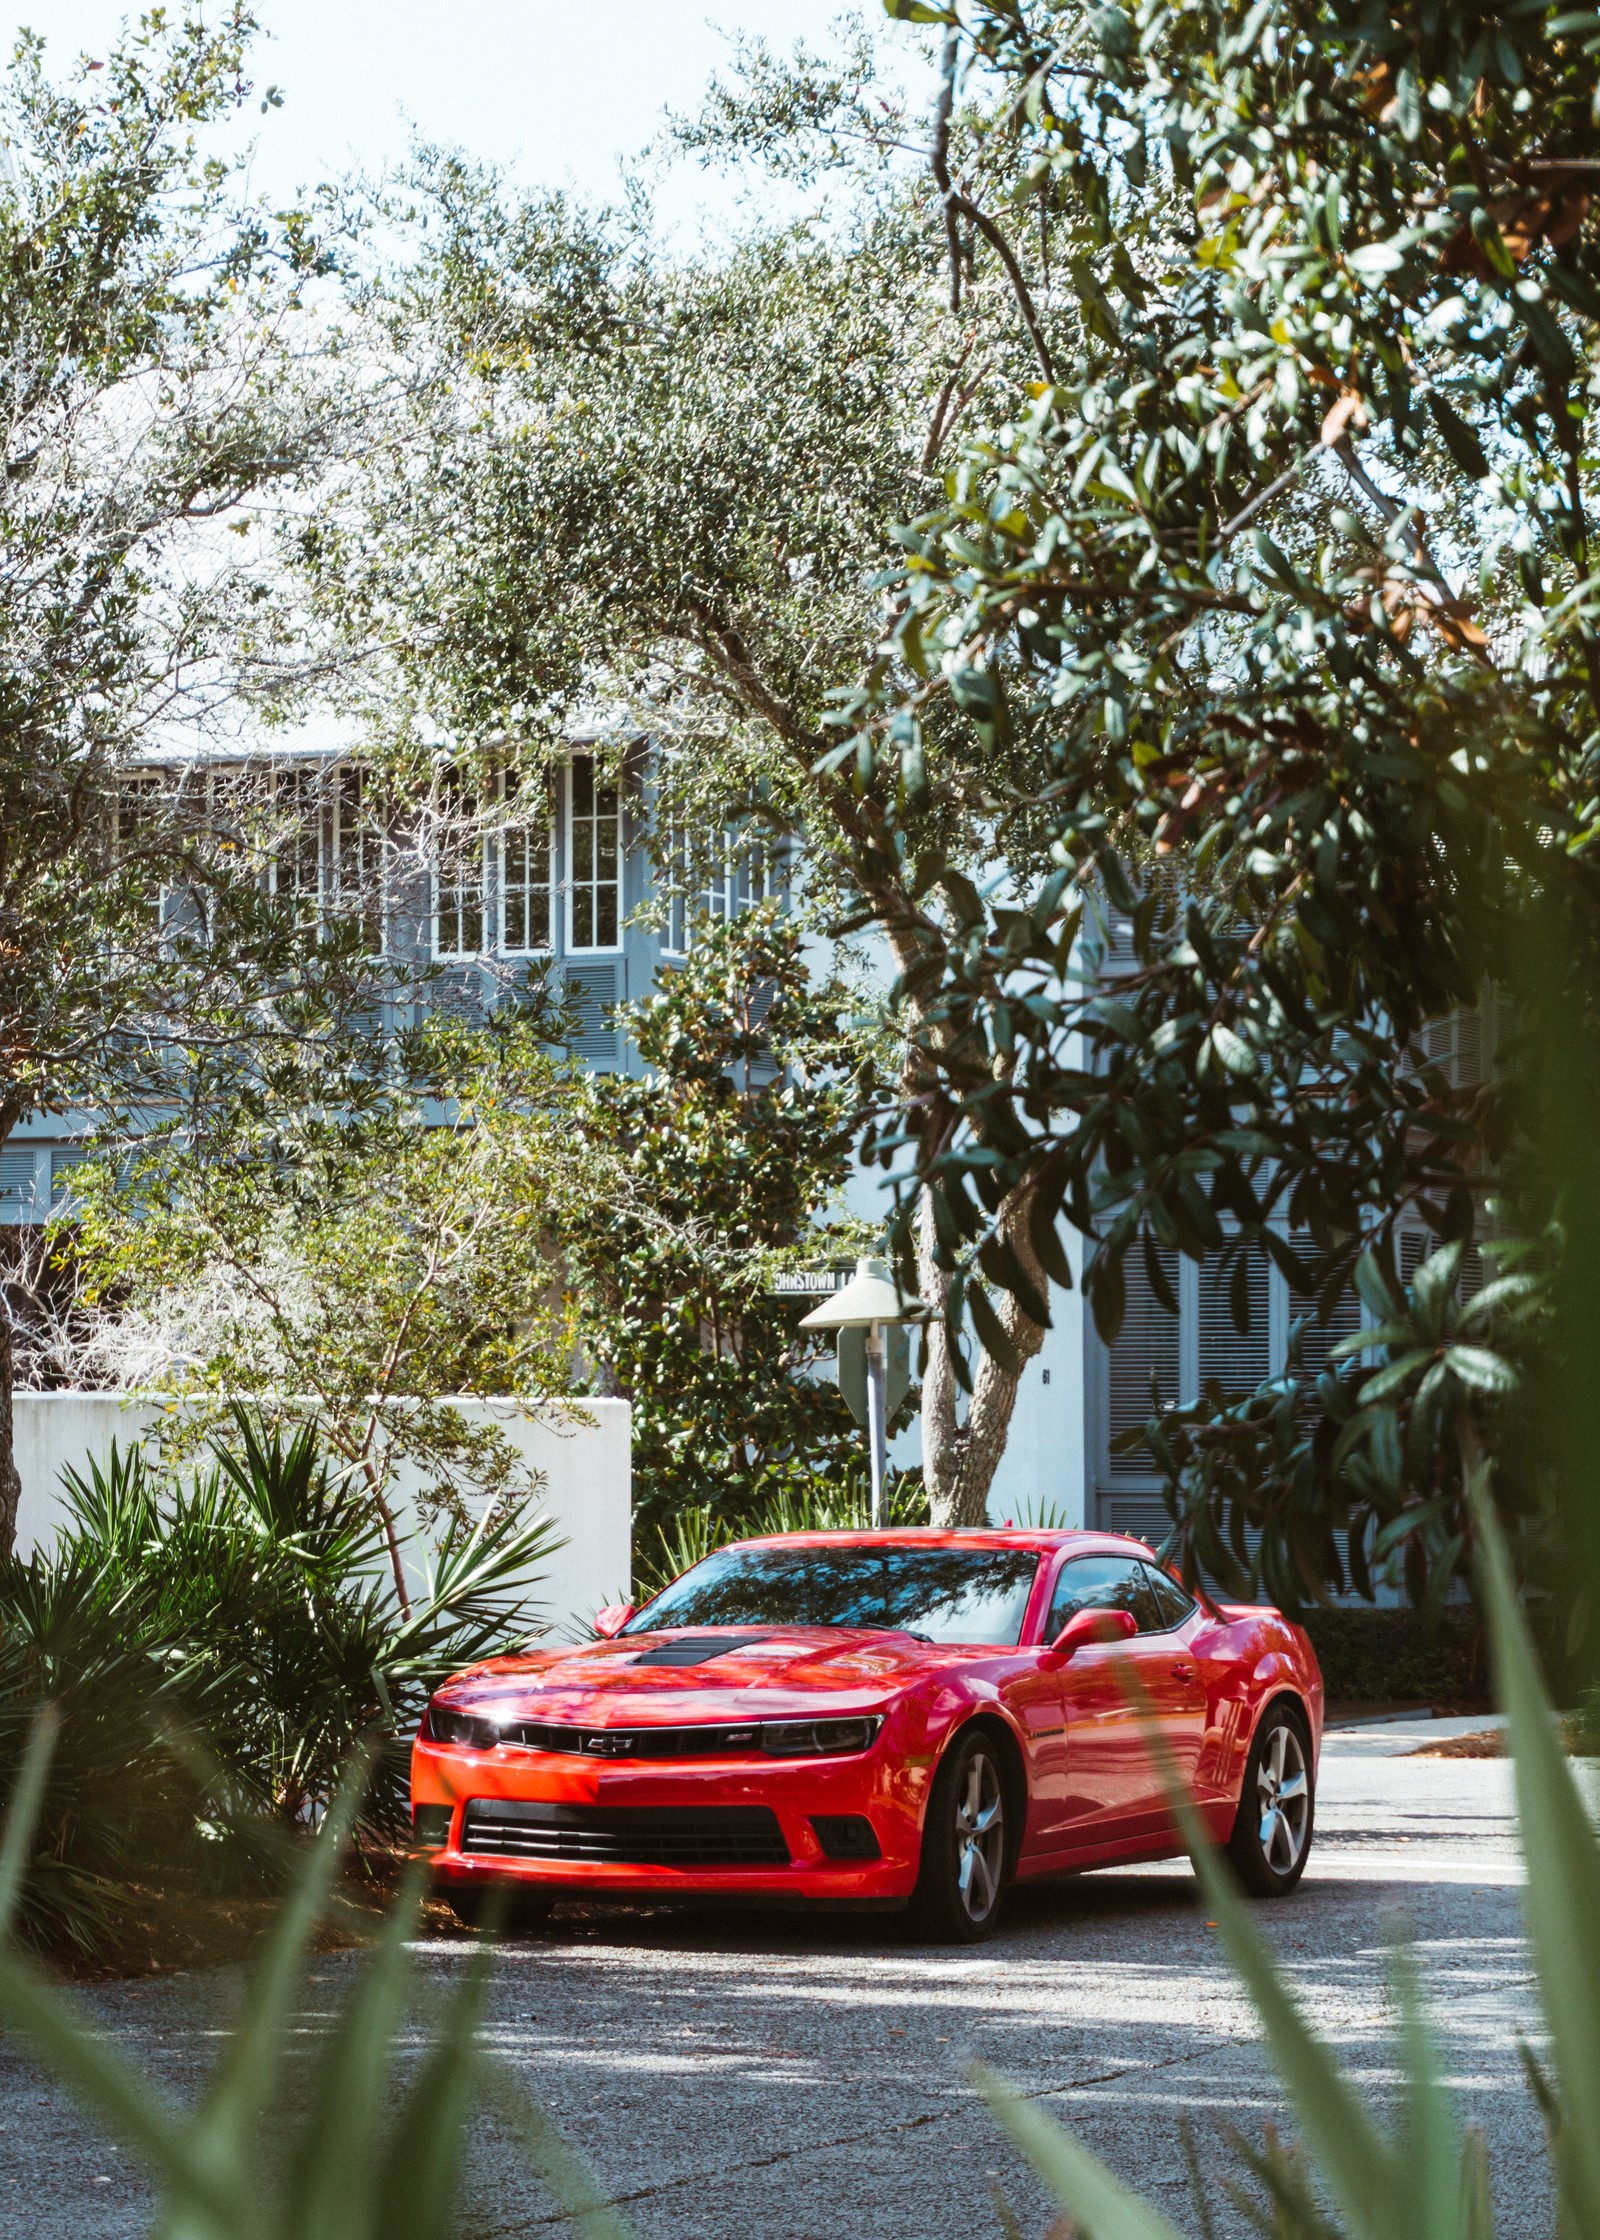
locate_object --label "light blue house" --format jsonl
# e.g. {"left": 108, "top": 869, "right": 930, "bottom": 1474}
{"left": 3, "top": 718, "right": 1482, "bottom": 1538}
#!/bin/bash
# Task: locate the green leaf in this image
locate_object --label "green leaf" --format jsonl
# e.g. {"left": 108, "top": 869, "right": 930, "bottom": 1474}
{"left": 376, "top": 1936, "right": 499, "bottom": 2240}
{"left": 972, "top": 2065, "right": 1188, "bottom": 2240}
{"left": 1390, "top": 1944, "right": 1463, "bottom": 2240}
{"left": 0, "top": 1708, "right": 57, "bottom": 1935}
{"left": 978, "top": 1232, "right": 1051, "bottom": 1330}
{"left": 1357, "top": 1348, "right": 1435, "bottom": 1404}
{"left": 1127, "top": 1681, "right": 1410, "bottom": 2240}
{"left": 1472, "top": 1474, "right": 1600, "bottom": 2233}
{"left": 1412, "top": 1242, "right": 1462, "bottom": 1329}
{"left": 1026, "top": 1152, "right": 1076, "bottom": 1293}
{"left": 969, "top": 1281, "right": 1023, "bottom": 1375}
{"left": 1428, "top": 394, "right": 1490, "bottom": 482}
{"left": 1443, "top": 1345, "right": 1518, "bottom": 1394}
{"left": 283, "top": 1868, "right": 431, "bottom": 2240}
{"left": 1354, "top": 1252, "right": 1402, "bottom": 1321}
{"left": 0, "top": 1939, "right": 239, "bottom": 2230}
{"left": 481, "top": 2067, "right": 644, "bottom": 2240}
{"left": 1205, "top": 1023, "right": 1257, "bottom": 1077}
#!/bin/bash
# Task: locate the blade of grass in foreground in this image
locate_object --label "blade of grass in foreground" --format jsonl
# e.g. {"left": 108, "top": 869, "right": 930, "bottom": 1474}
{"left": 0, "top": 1705, "right": 57, "bottom": 1935}
{"left": 975, "top": 1659, "right": 1415, "bottom": 2240}
{"left": 373, "top": 1931, "right": 500, "bottom": 2240}
{"left": 971, "top": 2066, "right": 1189, "bottom": 2240}
{"left": 481, "top": 2064, "right": 645, "bottom": 2240}
{"left": 1472, "top": 1469, "right": 1600, "bottom": 2234}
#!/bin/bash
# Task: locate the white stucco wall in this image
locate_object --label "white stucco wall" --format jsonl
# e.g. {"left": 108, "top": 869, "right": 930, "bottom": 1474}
{"left": 13, "top": 1392, "right": 631, "bottom": 1632}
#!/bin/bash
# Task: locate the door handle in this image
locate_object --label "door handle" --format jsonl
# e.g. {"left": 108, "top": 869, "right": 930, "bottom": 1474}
{"left": 1172, "top": 1662, "right": 1194, "bottom": 1682}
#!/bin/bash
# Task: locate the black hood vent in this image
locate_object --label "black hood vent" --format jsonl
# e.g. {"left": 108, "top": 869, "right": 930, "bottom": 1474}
{"left": 627, "top": 1633, "right": 773, "bottom": 1668}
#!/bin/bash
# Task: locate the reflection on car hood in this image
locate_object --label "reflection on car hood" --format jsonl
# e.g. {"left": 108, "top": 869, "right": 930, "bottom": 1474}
{"left": 434, "top": 1627, "right": 975, "bottom": 1725}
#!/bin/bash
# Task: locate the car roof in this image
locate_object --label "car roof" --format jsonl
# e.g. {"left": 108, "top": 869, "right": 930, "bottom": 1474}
{"left": 716, "top": 1527, "right": 1157, "bottom": 1558}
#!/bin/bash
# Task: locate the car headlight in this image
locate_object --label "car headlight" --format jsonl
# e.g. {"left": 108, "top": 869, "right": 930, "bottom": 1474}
{"left": 423, "top": 1704, "right": 499, "bottom": 1749}
{"left": 761, "top": 1715, "right": 884, "bottom": 1757}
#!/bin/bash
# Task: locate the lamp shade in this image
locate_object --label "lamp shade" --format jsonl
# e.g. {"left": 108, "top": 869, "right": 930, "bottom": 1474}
{"left": 798, "top": 1257, "right": 924, "bottom": 1331}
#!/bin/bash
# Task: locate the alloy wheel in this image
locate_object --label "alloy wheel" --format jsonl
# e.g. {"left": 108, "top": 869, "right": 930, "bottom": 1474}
{"left": 1255, "top": 1719, "right": 1310, "bottom": 1875}
{"left": 955, "top": 1748, "right": 1005, "bottom": 1922}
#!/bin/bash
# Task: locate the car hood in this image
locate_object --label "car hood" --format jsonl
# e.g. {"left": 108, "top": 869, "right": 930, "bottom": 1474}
{"left": 433, "top": 1628, "right": 954, "bottom": 1726}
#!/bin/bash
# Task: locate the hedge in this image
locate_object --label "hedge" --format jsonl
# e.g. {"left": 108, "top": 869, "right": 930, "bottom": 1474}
{"left": 1297, "top": 1605, "right": 1490, "bottom": 1711}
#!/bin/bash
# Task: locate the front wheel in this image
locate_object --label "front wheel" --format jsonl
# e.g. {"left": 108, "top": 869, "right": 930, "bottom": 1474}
{"left": 908, "top": 1727, "right": 1011, "bottom": 1942}
{"left": 1227, "top": 1701, "right": 1314, "bottom": 1896}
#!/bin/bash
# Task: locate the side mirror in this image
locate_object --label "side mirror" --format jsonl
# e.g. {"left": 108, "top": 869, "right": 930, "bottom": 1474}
{"left": 592, "top": 1602, "right": 636, "bottom": 1641}
{"left": 1049, "top": 1606, "right": 1138, "bottom": 1659}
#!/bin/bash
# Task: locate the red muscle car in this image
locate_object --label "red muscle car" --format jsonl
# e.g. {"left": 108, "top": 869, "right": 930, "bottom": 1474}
{"left": 410, "top": 1528, "right": 1322, "bottom": 1941}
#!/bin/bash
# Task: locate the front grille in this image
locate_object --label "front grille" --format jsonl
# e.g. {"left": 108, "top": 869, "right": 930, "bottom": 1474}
{"left": 460, "top": 1800, "right": 791, "bottom": 1868}
{"left": 497, "top": 1720, "right": 766, "bottom": 1760}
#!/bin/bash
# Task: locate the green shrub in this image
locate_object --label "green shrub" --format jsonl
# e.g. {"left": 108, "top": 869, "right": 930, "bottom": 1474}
{"left": 0, "top": 1559, "right": 194, "bottom": 1954}
{"left": 0, "top": 1409, "right": 560, "bottom": 1952}
{"left": 1297, "top": 1604, "right": 1489, "bottom": 1708}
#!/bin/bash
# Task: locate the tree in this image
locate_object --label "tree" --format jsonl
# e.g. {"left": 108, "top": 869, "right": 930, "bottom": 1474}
{"left": 833, "top": 0, "right": 1600, "bottom": 1605}
{"left": 0, "top": 10, "right": 380, "bottom": 1545}
{"left": 62, "top": 1011, "right": 582, "bottom": 1611}
{"left": 284, "top": 27, "right": 1095, "bottom": 1521}
{"left": 561, "top": 907, "right": 892, "bottom": 1538}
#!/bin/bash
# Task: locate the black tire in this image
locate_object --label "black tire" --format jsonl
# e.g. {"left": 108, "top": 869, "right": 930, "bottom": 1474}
{"left": 907, "top": 1726, "right": 1012, "bottom": 1942}
{"left": 1227, "top": 1700, "right": 1314, "bottom": 1897}
{"left": 447, "top": 1886, "right": 555, "bottom": 1935}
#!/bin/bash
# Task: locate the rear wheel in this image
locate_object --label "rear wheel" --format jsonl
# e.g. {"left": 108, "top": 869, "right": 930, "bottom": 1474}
{"left": 1227, "top": 1701, "right": 1314, "bottom": 1896}
{"left": 908, "top": 1727, "right": 1010, "bottom": 1942}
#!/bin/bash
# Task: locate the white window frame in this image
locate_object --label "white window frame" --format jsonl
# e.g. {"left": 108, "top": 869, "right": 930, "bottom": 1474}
{"left": 268, "top": 763, "right": 325, "bottom": 921}
{"left": 432, "top": 776, "right": 488, "bottom": 960}
{"left": 662, "top": 828, "right": 778, "bottom": 956}
{"left": 565, "top": 754, "right": 624, "bottom": 955}
{"left": 329, "top": 761, "right": 387, "bottom": 955}
{"left": 498, "top": 768, "right": 555, "bottom": 957}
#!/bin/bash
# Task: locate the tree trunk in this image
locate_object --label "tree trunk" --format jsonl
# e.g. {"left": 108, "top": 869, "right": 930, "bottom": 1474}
{"left": 916, "top": 1182, "right": 1049, "bottom": 1527}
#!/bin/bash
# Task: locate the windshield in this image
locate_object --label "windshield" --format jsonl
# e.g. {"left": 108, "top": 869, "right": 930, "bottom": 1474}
{"left": 624, "top": 1543, "right": 1042, "bottom": 1647}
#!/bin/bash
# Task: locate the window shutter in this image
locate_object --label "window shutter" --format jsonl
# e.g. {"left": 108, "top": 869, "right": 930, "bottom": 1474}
{"left": 1196, "top": 1238, "right": 1272, "bottom": 1395}
{"left": 1291, "top": 1282, "right": 1365, "bottom": 1384}
{"left": 564, "top": 959, "right": 624, "bottom": 1068}
{"left": 0, "top": 1148, "right": 37, "bottom": 1216}
{"left": 1106, "top": 1243, "right": 1179, "bottom": 1476}
{"left": 50, "top": 1146, "right": 88, "bottom": 1207}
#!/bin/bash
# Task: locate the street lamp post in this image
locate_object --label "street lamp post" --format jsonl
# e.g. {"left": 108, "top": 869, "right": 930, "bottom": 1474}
{"left": 800, "top": 1257, "right": 924, "bottom": 1525}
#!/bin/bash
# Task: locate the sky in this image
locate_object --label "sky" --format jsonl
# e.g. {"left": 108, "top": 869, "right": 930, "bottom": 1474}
{"left": 7, "top": 1, "right": 931, "bottom": 236}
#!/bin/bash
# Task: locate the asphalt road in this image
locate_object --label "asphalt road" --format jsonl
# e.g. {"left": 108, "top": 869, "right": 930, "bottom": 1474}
{"left": 0, "top": 1721, "right": 1557, "bottom": 2240}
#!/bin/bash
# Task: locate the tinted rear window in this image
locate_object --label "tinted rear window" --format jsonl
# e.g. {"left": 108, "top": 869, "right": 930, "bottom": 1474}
{"left": 625, "top": 1544, "right": 1042, "bottom": 1646}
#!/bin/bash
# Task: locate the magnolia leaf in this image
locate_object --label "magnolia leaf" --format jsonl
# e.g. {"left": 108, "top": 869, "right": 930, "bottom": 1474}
{"left": 969, "top": 1281, "right": 1023, "bottom": 1375}
{"left": 1443, "top": 1345, "right": 1518, "bottom": 1394}
{"left": 1357, "top": 1349, "right": 1436, "bottom": 1404}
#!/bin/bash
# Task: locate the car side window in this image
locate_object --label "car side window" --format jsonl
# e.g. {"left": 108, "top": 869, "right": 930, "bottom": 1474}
{"left": 1140, "top": 1562, "right": 1195, "bottom": 1631}
{"left": 1044, "top": 1555, "right": 1162, "bottom": 1640}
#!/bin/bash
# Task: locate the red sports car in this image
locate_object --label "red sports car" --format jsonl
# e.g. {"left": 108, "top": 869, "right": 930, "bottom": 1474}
{"left": 410, "top": 1528, "right": 1322, "bottom": 1940}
